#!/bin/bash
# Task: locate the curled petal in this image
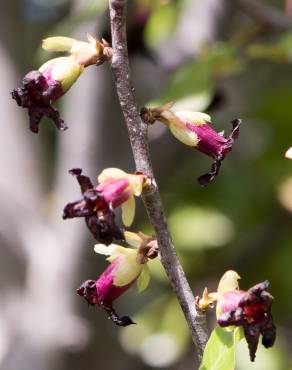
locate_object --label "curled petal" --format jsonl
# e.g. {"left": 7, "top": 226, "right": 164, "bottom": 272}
{"left": 11, "top": 70, "right": 66, "bottom": 133}
{"left": 69, "top": 168, "right": 94, "bottom": 194}
{"left": 217, "top": 280, "right": 276, "bottom": 361}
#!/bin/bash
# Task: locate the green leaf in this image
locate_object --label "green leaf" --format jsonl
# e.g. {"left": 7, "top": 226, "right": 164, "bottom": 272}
{"left": 144, "top": 3, "right": 178, "bottom": 48}
{"left": 199, "top": 326, "right": 242, "bottom": 370}
{"left": 137, "top": 265, "right": 151, "bottom": 293}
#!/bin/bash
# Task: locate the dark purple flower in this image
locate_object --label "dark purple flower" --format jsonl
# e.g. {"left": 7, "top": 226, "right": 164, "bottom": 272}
{"left": 217, "top": 281, "right": 276, "bottom": 361}
{"left": 63, "top": 168, "right": 124, "bottom": 245}
{"left": 198, "top": 271, "right": 276, "bottom": 361}
{"left": 11, "top": 57, "right": 83, "bottom": 133}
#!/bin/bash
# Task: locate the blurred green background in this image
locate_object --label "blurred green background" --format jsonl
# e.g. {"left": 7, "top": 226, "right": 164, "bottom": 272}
{"left": 1, "top": 0, "right": 292, "bottom": 369}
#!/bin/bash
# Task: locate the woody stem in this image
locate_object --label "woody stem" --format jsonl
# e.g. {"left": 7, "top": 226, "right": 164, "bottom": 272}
{"left": 108, "top": 0, "right": 209, "bottom": 362}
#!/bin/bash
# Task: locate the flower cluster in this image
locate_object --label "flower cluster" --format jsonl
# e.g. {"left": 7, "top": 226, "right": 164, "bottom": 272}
{"left": 11, "top": 32, "right": 276, "bottom": 366}
{"left": 63, "top": 168, "right": 150, "bottom": 244}
{"left": 197, "top": 270, "right": 276, "bottom": 361}
{"left": 141, "top": 104, "right": 241, "bottom": 185}
{"left": 77, "top": 231, "right": 158, "bottom": 326}
{"left": 11, "top": 34, "right": 111, "bottom": 133}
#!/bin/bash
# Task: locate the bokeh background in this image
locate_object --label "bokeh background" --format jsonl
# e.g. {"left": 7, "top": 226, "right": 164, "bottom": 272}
{"left": 1, "top": 0, "right": 292, "bottom": 369}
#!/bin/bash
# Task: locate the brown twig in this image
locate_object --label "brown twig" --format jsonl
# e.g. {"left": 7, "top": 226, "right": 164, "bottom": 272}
{"left": 108, "top": 0, "right": 208, "bottom": 361}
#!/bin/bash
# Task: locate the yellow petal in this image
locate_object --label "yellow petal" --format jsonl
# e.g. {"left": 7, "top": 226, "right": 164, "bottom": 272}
{"left": 137, "top": 265, "right": 151, "bottom": 293}
{"left": 175, "top": 111, "right": 211, "bottom": 125}
{"left": 217, "top": 270, "right": 241, "bottom": 294}
{"left": 98, "top": 168, "right": 127, "bottom": 183}
{"left": 42, "top": 37, "right": 78, "bottom": 52}
{"left": 121, "top": 196, "right": 135, "bottom": 226}
{"left": 124, "top": 231, "right": 143, "bottom": 248}
{"left": 128, "top": 174, "right": 144, "bottom": 196}
{"left": 94, "top": 243, "right": 129, "bottom": 262}
{"left": 113, "top": 249, "right": 143, "bottom": 286}
{"left": 39, "top": 56, "right": 83, "bottom": 92}
{"left": 169, "top": 123, "right": 199, "bottom": 147}
{"left": 70, "top": 41, "right": 98, "bottom": 59}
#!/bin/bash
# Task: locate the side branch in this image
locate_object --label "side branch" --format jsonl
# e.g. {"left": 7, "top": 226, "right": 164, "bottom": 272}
{"left": 108, "top": 0, "right": 208, "bottom": 361}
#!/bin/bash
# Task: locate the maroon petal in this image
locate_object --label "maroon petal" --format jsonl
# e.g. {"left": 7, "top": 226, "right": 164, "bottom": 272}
{"left": 196, "top": 118, "right": 241, "bottom": 186}
{"left": 11, "top": 70, "right": 66, "bottom": 133}
{"left": 69, "top": 168, "right": 94, "bottom": 194}
{"left": 217, "top": 280, "right": 275, "bottom": 362}
{"left": 77, "top": 277, "right": 135, "bottom": 327}
{"left": 85, "top": 211, "right": 124, "bottom": 245}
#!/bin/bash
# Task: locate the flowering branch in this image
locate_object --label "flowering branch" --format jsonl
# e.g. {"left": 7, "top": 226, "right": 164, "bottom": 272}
{"left": 108, "top": 0, "right": 209, "bottom": 361}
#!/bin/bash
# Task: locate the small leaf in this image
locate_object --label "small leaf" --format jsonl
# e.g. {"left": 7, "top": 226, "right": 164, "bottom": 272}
{"left": 137, "top": 265, "right": 151, "bottom": 293}
{"left": 199, "top": 326, "right": 242, "bottom": 370}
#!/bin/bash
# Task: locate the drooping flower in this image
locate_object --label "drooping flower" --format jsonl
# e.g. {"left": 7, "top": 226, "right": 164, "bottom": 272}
{"left": 141, "top": 104, "right": 240, "bottom": 185}
{"left": 97, "top": 168, "right": 149, "bottom": 226}
{"left": 11, "top": 34, "right": 110, "bottom": 133}
{"left": 63, "top": 168, "right": 149, "bottom": 244}
{"left": 77, "top": 231, "right": 157, "bottom": 326}
{"left": 197, "top": 271, "right": 276, "bottom": 361}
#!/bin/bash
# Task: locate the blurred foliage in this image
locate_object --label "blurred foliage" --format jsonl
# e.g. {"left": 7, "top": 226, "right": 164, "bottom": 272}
{"left": 247, "top": 31, "right": 292, "bottom": 62}
{"left": 144, "top": 0, "right": 181, "bottom": 48}
{"left": 156, "top": 43, "right": 244, "bottom": 111}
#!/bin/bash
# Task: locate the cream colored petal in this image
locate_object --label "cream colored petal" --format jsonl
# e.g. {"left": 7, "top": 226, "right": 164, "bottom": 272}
{"left": 285, "top": 147, "right": 292, "bottom": 159}
{"left": 94, "top": 243, "right": 129, "bottom": 262}
{"left": 42, "top": 37, "right": 78, "bottom": 52}
{"left": 98, "top": 168, "right": 127, "bottom": 183}
{"left": 175, "top": 111, "right": 211, "bottom": 125}
{"left": 137, "top": 265, "right": 151, "bottom": 293}
{"left": 70, "top": 41, "right": 97, "bottom": 58}
{"left": 45, "top": 56, "right": 83, "bottom": 92}
{"left": 124, "top": 231, "right": 143, "bottom": 248}
{"left": 169, "top": 123, "right": 199, "bottom": 147}
{"left": 217, "top": 270, "right": 241, "bottom": 294}
{"left": 128, "top": 174, "right": 144, "bottom": 196}
{"left": 121, "top": 196, "right": 135, "bottom": 226}
{"left": 113, "top": 249, "right": 142, "bottom": 286}
{"left": 160, "top": 109, "right": 185, "bottom": 127}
